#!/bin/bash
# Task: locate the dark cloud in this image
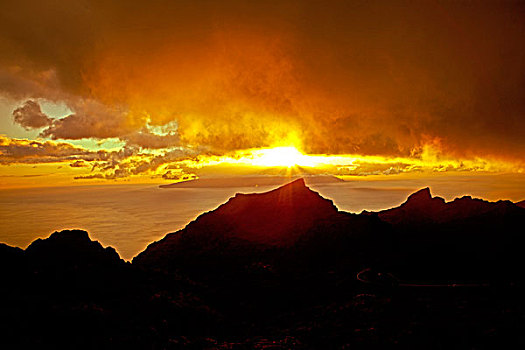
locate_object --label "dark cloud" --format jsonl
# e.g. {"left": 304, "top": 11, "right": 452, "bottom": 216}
{"left": 0, "top": 0, "right": 524, "bottom": 164}
{"left": 0, "top": 135, "right": 197, "bottom": 180}
{"left": 73, "top": 173, "right": 106, "bottom": 180}
{"left": 0, "top": 135, "right": 109, "bottom": 164}
{"left": 12, "top": 100, "right": 52, "bottom": 129}
{"left": 96, "top": 148, "right": 197, "bottom": 176}
{"left": 121, "top": 129, "right": 180, "bottom": 149}
{"left": 0, "top": 66, "right": 63, "bottom": 101}
{"left": 39, "top": 100, "right": 134, "bottom": 140}
{"left": 69, "top": 160, "right": 88, "bottom": 167}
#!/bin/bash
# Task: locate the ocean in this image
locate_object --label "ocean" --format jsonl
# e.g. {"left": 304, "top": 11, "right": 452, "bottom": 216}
{"left": 1, "top": 175, "right": 523, "bottom": 260}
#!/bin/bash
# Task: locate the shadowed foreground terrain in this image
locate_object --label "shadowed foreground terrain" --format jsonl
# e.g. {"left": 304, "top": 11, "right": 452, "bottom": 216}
{"left": 1, "top": 179, "right": 525, "bottom": 348}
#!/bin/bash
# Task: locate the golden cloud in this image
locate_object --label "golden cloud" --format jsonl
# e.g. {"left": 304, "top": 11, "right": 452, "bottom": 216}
{"left": 0, "top": 0, "right": 524, "bottom": 173}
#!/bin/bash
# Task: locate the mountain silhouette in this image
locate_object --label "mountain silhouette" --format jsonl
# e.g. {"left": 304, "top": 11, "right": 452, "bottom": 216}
{"left": 360, "top": 187, "right": 525, "bottom": 281}
{"left": 1, "top": 181, "right": 525, "bottom": 348}
{"left": 0, "top": 243, "right": 24, "bottom": 264}
{"left": 134, "top": 178, "right": 388, "bottom": 271}
{"left": 26, "top": 229, "right": 124, "bottom": 268}
{"left": 134, "top": 182, "right": 525, "bottom": 280}
{"left": 370, "top": 187, "right": 522, "bottom": 225}
{"left": 517, "top": 199, "right": 525, "bottom": 209}
{"left": 1, "top": 230, "right": 125, "bottom": 281}
{"left": 0, "top": 243, "right": 25, "bottom": 281}
{"left": 157, "top": 179, "right": 339, "bottom": 245}
{"left": 199, "top": 178, "right": 340, "bottom": 245}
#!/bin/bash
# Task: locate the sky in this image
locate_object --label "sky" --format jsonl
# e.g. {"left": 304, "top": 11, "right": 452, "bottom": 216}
{"left": 0, "top": 0, "right": 524, "bottom": 191}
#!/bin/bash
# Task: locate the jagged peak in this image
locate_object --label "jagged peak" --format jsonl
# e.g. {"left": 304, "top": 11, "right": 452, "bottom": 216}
{"left": 28, "top": 230, "right": 98, "bottom": 250}
{"left": 26, "top": 229, "right": 122, "bottom": 263}
{"left": 288, "top": 177, "right": 306, "bottom": 186}
{"left": 231, "top": 178, "right": 314, "bottom": 200}
{"left": 150, "top": 177, "right": 341, "bottom": 249}
{"left": 457, "top": 195, "right": 473, "bottom": 200}
{"left": 406, "top": 187, "right": 433, "bottom": 202}
{"left": 395, "top": 187, "right": 447, "bottom": 212}
{"left": 268, "top": 177, "right": 307, "bottom": 192}
{"left": 450, "top": 196, "right": 517, "bottom": 209}
{"left": 48, "top": 229, "right": 91, "bottom": 241}
{"left": 226, "top": 177, "right": 333, "bottom": 210}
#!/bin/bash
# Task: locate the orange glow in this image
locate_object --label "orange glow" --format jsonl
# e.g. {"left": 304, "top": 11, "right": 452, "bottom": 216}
{"left": 0, "top": 1, "right": 524, "bottom": 192}
{"left": 246, "top": 147, "right": 318, "bottom": 168}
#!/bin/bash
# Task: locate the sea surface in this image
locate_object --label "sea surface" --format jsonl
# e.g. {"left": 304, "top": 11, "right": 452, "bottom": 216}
{"left": 1, "top": 175, "right": 523, "bottom": 260}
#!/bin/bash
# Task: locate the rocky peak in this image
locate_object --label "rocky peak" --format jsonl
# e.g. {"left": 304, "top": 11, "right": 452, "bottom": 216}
{"left": 26, "top": 229, "right": 123, "bottom": 267}
{"left": 200, "top": 178, "right": 340, "bottom": 245}
{"left": 377, "top": 188, "right": 523, "bottom": 226}
{"left": 406, "top": 187, "right": 432, "bottom": 201}
{"left": 403, "top": 187, "right": 445, "bottom": 207}
{"left": 134, "top": 179, "right": 348, "bottom": 266}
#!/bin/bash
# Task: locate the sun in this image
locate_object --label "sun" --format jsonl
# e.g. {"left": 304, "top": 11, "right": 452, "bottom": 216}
{"left": 249, "top": 146, "right": 317, "bottom": 167}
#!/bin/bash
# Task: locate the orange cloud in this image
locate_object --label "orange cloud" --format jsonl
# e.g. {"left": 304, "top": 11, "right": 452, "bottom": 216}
{"left": 0, "top": 136, "right": 108, "bottom": 164}
{"left": 0, "top": 0, "right": 524, "bottom": 171}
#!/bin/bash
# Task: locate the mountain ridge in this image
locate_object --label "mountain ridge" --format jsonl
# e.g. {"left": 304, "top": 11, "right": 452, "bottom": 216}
{"left": 2, "top": 181, "right": 522, "bottom": 263}
{"left": 134, "top": 178, "right": 357, "bottom": 268}
{"left": 1, "top": 179, "right": 525, "bottom": 348}
{"left": 365, "top": 186, "right": 523, "bottom": 225}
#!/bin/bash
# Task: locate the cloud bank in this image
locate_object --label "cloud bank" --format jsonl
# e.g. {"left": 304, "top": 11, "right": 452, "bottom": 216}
{"left": 0, "top": 0, "right": 524, "bottom": 176}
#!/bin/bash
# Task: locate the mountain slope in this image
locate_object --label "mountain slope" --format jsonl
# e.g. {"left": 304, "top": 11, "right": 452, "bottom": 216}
{"left": 134, "top": 178, "right": 387, "bottom": 270}
{"left": 373, "top": 187, "right": 523, "bottom": 225}
{"left": 26, "top": 229, "right": 124, "bottom": 268}
{"left": 363, "top": 188, "right": 525, "bottom": 280}
{"left": 1, "top": 185, "right": 525, "bottom": 348}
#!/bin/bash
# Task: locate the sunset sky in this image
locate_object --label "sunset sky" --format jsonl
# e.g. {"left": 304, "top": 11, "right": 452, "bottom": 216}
{"left": 1, "top": 0, "right": 524, "bottom": 191}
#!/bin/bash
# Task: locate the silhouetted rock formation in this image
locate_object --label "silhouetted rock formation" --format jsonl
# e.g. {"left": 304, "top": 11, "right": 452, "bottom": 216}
{"left": 0, "top": 243, "right": 25, "bottom": 283}
{"left": 1, "top": 182, "right": 525, "bottom": 348}
{"left": 0, "top": 243, "right": 24, "bottom": 266}
{"left": 1, "top": 230, "right": 126, "bottom": 287}
{"left": 26, "top": 229, "right": 123, "bottom": 268}
{"left": 372, "top": 187, "right": 521, "bottom": 225}
{"left": 362, "top": 188, "right": 525, "bottom": 281}
{"left": 143, "top": 179, "right": 340, "bottom": 252}
{"left": 517, "top": 199, "right": 525, "bottom": 209}
{"left": 135, "top": 178, "right": 388, "bottom": 273}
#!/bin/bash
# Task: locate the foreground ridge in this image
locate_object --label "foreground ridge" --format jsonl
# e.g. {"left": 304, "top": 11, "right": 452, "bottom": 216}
{"left": 369, "top": 187, "right": 521, "bottom": 225}
{"left": 1, "top": 181, "right": 524, "bottom": 348}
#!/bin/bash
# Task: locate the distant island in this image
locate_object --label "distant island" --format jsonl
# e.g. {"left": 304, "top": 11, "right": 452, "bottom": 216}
{"left": 1, "top": 179, "right": 524, "bottom": 348}
{"left": 159, "top": 174, "right": 344, "bottom": 188}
